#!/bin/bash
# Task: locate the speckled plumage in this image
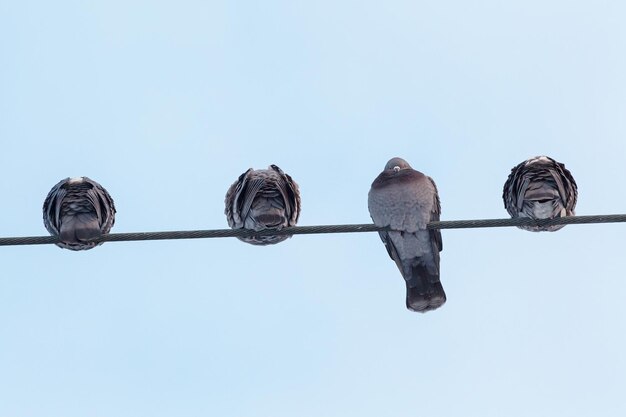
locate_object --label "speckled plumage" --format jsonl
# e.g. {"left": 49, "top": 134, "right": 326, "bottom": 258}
{"left": 225, "top": 165, "right": 301, "bottom": 245}
{"left": 42, "top": 177, "right": 116, "bottom": 250}
{"left": 503, "top": 156, "right": 578, "bottom": 232}
{"left": 368, "top": 157, "right": 445, "bottom": 313}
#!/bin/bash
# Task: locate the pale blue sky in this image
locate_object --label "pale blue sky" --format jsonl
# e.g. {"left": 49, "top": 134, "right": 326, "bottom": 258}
{"left": 1, "top": 1, "right": 626, "bottom": 416}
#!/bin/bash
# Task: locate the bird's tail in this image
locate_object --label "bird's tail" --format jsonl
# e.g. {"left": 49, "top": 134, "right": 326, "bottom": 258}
{"left": 405, "top": 264, "right": 446, "bottom": 313}
{"left": 59, "top": 213, "right": 102, "bottom": 244}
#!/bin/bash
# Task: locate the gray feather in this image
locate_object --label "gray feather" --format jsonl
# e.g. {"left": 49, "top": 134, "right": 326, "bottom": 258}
{"left": 42, "top": 177, "right": 116, "bottom": 251}
{"left": 503, "top": 156, "right": 578, "bottom": 232}
{"left": 225, "top": 165, "right": 301, "bottom": 245}
{"left": 368, "top": 157, "right": 445, "bottom": 313}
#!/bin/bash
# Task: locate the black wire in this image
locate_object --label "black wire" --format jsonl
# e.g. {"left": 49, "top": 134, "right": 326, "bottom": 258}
{"left": 1, "top": 214, "right": 625, "bottom": 247}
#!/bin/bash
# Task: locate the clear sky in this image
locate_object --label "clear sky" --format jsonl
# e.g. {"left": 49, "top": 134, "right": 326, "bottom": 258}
{"left": 1, "top": 1, "right": 626, "bottom": 416}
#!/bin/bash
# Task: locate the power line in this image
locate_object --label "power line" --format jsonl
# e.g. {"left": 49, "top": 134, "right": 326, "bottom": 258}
{"left": 1, "top": 214, "right": 625, "bottom": 247}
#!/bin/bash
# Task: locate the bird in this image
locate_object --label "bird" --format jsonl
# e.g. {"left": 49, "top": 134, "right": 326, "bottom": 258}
{"left": 225, "top": 164, "right": 301, "bottom": 245}
{"left": 42, "top": 177, "right": 116, "bottom": 251}
{"left": 368, "top": 157, "right": 445, "bottom": 313}
{"left": 503, "top": 155, "right": 578, "bottom": 232}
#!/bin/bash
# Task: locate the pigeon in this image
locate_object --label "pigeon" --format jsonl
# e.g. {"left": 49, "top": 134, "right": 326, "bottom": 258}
{"left": 225, "top": 165, "right": 301, "bottom": 245}
{"left": 503, "top": 155, "right": 578, "bottom": 232}
{"left": 368, "top": 157, "right": 445, "bottom": 313}
{"left": 42, "top": 177, "right": 116, "bottom": 250}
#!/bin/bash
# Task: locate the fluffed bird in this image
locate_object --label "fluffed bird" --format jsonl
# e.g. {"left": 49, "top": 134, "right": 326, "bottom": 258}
{"left": 368, "top": 157, "right": 445, "bottom": 313}
{"left": 42, "top": 177, "right": 116, "bottom": 250}
{"left": 225, "top": 164, "right": 301, "bottom": 245}
{"left": 503, "top": 155, "right": 578, "bottom": 232}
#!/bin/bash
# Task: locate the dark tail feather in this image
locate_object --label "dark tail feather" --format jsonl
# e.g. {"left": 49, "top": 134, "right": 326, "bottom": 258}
{"left": 405, "top": 264, "right": 446, "bottom": 313}
{"left": 59, "top": 213, "right": 101, "bottom": 244}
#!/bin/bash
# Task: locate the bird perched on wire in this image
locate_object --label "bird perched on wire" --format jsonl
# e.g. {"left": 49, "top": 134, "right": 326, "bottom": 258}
{"left": 503, "top": 155, "right": 578, "bottom": 232}
{"left": 368, "top": 157, "right": 445, "bottom": 313}
{"left": 42, "top": 177, "right": 116, "bottom": 250}
{"left": 225, "top": 165, "right": 301, "bottom": 245}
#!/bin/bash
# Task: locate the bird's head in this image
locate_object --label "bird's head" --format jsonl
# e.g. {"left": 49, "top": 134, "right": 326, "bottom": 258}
{"left": 525, "top": 155, "right": 554, "bottom": 166}
{"left": 384, "top": 157, "right": 412, "bottom": 172}
{"left": 68, "top": 177, "right": 86, "bottom": 184}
